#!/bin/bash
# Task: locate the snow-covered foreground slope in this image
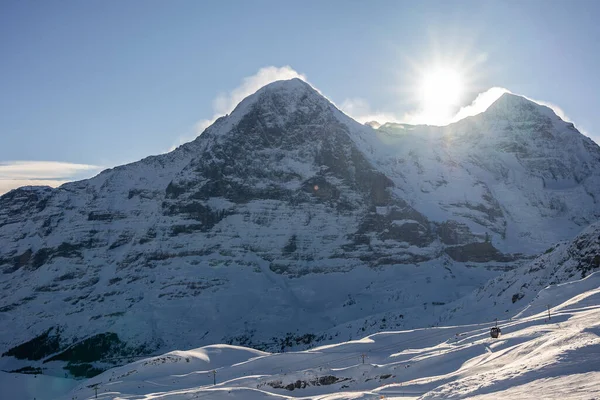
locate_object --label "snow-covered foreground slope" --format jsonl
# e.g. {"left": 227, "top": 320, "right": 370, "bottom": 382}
{"left": 58, "top": 271, "right": 600, "bottom": 400}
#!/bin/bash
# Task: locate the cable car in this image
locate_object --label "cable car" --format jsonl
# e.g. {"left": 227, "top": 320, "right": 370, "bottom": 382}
{"left": 490, "top": 319, "right": 501, "bottom": 338}
{"left": 490, "top": 326, "right": 501, "bottom": 338}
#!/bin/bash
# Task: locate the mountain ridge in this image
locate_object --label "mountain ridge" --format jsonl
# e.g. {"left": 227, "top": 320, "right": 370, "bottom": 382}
{"left": 1, "top": 78, "right": 599, "bottom": 378}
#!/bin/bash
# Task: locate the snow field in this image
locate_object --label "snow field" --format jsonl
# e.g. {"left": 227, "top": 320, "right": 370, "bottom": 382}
{"left": 57, "top": 273, "right": 600, "bottom": 399}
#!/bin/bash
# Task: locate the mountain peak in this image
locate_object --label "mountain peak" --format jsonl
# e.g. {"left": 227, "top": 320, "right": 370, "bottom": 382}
{"left": 245, "top": 78, "right": 322, "bottom": 106}
{"left": 495, "top": 91, "right": 528, "bottom": 103}
{"left": 258, "top": 77, "right": 314, "bottom": 93}
{"left": 483, "top": 92, "right": 560, "bottom": 122}
{"left": 222, "top": 78, "right": 335, "bottom": 130}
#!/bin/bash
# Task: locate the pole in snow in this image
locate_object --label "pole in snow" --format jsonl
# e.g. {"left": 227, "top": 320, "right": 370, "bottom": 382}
{"left": 547, "top": 305, "right": 551, "bottom": 321}
{"left": 212, "top": 370, "right": 217, "bottom": 385}
{"left": 90, "top": 384, "right": 99, "bottom": 399}
{"left": 361, "top": 354, "right": 366, "bottom": 364}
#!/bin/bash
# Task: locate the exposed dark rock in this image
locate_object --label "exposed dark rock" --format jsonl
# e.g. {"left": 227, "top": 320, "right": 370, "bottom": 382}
{"left": 64, "top": 362, "right": 104, "bottom": 378}
{"left": 512, "top": 293, "right": 524, "bottom": 303}
{"left": 267, "top": 375, "right": 348, "bottom": 391}
{"left": 445, "top": 242, "right": 516, "bottom": 263}
{"left": 109, "top": 233, "right": 133, "bottom": 250}
{"left": 44, "top": 332, "right": 152, "bottom": 368}
{"left": 170, "top": 224, "right": 204, "bottom": 236}
{"left": 163, "top": 202, "right": 229, "bottom": 230}
{"left": 88, "top": 211, "right": 126, "bottom": 222}
{"left": 437, "top": 221, "right": 476, "bottom": 245}
{"left": 2, "top": 327, "right": 62, "bottom": 361}
{"left": 282, "top": 234, "right": 297, "bottom": 254}
{"left": 9, "top": 366, "right": 43, "bottom": 375}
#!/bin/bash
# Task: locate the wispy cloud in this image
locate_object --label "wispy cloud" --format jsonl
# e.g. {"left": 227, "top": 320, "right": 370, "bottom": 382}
{"left": 0, "top": 161, "right": 102, "bottom": 195}
{"left": 170, "top": 66, "right": 307, "bottom": 150}
{"left": 212, "top": 66, "right": 307, "bottom": 118}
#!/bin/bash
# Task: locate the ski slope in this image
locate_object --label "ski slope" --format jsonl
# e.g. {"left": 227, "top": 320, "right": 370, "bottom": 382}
{"left": 51, "top": 272, "right": 600, "bottom": 400}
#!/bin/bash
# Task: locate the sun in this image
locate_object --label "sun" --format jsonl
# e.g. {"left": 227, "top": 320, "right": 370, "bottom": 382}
{"left": 417, "top": 67, "right": 465, "bottom": 124}
{"left": 391, "top": 34, "right": 489, "bottom": 126}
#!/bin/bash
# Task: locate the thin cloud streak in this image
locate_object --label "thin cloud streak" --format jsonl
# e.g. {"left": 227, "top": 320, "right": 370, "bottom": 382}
{"left": 0, "top": 161, "right": 102, "bottom": 195}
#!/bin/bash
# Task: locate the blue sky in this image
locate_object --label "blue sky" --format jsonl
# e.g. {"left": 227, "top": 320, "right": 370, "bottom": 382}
{"left": 1, "top": 0, "right": 599, "bottom": 193}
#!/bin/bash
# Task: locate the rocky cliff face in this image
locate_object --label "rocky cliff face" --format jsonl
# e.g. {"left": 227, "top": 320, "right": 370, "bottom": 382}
{"left": 1, "top": 79, "right": 599, "bottom": 377}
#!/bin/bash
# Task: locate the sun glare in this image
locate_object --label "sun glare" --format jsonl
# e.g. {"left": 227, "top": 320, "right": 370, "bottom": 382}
{"left": 418, "top": 67, "right": 464, "bottom": 124}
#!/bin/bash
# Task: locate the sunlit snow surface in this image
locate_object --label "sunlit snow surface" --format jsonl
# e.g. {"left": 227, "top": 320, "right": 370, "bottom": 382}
{"left": 7, "top": 271, "right": 589, "bottom": 400}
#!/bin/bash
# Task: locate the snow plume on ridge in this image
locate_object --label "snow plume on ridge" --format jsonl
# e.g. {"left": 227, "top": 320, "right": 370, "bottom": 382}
{"left": 199, "top": 65, "right": 306, "bottom": 131}
{"left": 451, "top": 86, "right": 511, "bottom": 122}
{"left": 528, "top": 97, "right": 571, "bottom": 122}
{"left": 452, "top": 88, "right": 600, "bottom": 144}
{"left": 0, "top": 161, "right": 102, "bottom": 195}
{"left": 170, "top": 66, "right": 307, "bottom": 150}
{"left": 452, "top": 87, "right": 577, "bottom": 124}
{"left": 211, "top": 66, "right": 307, "bottom": 119}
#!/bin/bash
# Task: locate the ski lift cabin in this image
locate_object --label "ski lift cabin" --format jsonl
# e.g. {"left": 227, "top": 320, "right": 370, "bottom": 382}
{"left": 490, "top": 318, "right": 501, "bottom": 338}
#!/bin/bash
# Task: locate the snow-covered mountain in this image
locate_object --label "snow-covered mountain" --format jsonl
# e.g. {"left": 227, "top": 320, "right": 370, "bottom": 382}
{"left": 1, "top": 78, "right": 600, "bottom": 378}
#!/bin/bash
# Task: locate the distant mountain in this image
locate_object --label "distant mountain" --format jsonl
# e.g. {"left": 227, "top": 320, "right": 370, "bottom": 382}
{"left": 1, "top": 78, "right": 599, "bottom": 377}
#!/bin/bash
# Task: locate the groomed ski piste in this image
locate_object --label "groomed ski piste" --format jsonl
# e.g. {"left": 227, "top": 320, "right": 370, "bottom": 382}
{"left": 4, "top": 272, "right": 597, "bottom": 400}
